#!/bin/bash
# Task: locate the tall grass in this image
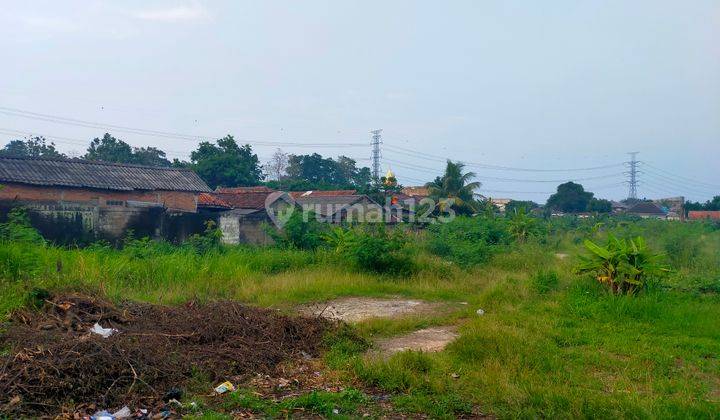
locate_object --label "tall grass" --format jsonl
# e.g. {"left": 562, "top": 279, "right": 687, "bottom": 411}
{"left": 1, "top": 215, "right": 720, "bottom": 417}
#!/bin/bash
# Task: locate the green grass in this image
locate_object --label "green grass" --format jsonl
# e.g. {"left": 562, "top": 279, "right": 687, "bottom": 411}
{"left": 1, "top": 218, "right": 719, "bottom": 418}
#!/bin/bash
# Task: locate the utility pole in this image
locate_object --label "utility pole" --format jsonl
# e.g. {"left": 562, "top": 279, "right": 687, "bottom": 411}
{"left": 626, "top": 152, "right": 639, "bottom": 200}
{"left": 370, "top": 129, "right": 382, "bottom": 181}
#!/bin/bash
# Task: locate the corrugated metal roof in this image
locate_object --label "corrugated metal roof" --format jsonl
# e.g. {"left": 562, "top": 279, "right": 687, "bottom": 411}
{"left": 0, "top": 156, "right": 211, "bottom": 192}
{"left": 288, "top": 190, "right": 357, "bottom": 198}
{"left": 216, "top": 186, "right": 276, "bottom": 193}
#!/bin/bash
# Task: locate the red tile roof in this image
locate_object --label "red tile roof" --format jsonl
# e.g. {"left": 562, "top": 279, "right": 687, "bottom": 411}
{"left": 197, "top": 193, "right": 232, "bottom": 209}
{"left": 689, "top": 211, "right": 720, "bottom": 220}
{"left": 215, "top": 192, "right": 273, "bottom": 209}
{"left": 216, "top": 186, "right": 276, "bottom": 193}
{"left": 401, "top": 186, "right": 430, "bottom": 197}
{"left": 288, "top": 190, "right": 357, "bottom": 198}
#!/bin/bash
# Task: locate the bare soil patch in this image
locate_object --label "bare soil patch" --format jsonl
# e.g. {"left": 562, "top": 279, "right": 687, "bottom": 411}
{"left": 376, "top": 326, "right": 459, "bottom": 354}
{"left": 299, "top": 297, "right": 446, "bottom": 322}
{"left": 0, "top": 293, "right": 332, "bottom": 417}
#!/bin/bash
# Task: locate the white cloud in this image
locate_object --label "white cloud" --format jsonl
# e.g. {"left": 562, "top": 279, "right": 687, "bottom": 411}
{"left": 133, "top": 3, "right": 211, "bottom": 23}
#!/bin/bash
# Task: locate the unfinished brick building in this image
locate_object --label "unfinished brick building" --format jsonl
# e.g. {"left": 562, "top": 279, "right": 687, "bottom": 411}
{"left": 0, "top": 156, "right": 212, "bottom": 243}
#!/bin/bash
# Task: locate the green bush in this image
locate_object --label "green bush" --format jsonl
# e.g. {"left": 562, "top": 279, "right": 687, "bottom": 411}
{"left": 575, "top": 235, "right": 669, "bottom": 294}
{"left": 426, "top": 216, "right": 509, "bottom": 268}
{"left": 0, "top": 208, "right": 45, "bottom": 245}
{"left": 186, "top": 220, "right": 223, "bottom": 254}
{"left": 266, "top": 211, "right": 327, "bottom": 250}
{"left": 323, "top": 225, "right": 416, "bottom": 275}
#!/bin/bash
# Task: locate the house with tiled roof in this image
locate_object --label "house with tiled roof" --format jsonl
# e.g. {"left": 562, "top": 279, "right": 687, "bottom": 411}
{"left": 626, "top": 201, "right": 667, "bottom": 219}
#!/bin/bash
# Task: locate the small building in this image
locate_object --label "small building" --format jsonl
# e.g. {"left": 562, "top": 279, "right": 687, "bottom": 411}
{"left": 688, "top": 211, "right": 720, "bottom": 221}
{"left": 0, "top": 156, "right": 212, "bottom": 243}
{"left": 291, "top": 191, "right": 383, "bottom": 224}
{"left": 611, "top": 201, "right": 629, "bottom": 214}
{"left": 489, "top": 198, "right": 512, "bottom": 213}
{"left": 625, "top": 201, "right": 667, "bottom": 219}
{"left": 218, "top": 191, "right": 297, "bottom": 245}
{"left": 210, "top": 187, "right": 297, "bottom": 245}
{"left": 401, "top": 186, "right": 430, "bottom": 200}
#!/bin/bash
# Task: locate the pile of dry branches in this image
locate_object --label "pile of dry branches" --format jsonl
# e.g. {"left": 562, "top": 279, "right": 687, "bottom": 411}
{"left": 0, "top": 293, "right": 331, "bottom": 416}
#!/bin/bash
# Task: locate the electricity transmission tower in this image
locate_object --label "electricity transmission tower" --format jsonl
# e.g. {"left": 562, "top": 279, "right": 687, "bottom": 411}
{"left": 626, "top": 152, "right": 640, "bottom": 200}
{"left": 370, "top": 129, "right": 382, "bottom": 181}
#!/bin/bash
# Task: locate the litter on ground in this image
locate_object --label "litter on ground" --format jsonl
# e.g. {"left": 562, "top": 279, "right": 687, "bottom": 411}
{"left": 89, "top": 322, "right": 118, "bottom": 338}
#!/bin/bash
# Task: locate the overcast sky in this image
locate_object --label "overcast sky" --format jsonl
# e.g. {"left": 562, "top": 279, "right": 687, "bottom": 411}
{"left": 1, "top": 0, "right": 718, "bottom": 202}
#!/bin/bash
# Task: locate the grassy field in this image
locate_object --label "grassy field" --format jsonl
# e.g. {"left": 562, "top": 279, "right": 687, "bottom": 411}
{"left": 1, "top": 215, "right": 719, "bottom": 418}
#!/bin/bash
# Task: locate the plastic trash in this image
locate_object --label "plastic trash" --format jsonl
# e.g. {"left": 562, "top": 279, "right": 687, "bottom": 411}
{"left": 112, "top": 406, "right": 132, "bottom": 418}
{"left": 214, "top": 381, "right": 235, "bottom": 394}
{"left": 90, "top": 323, "right": 118, "bottom": 338}
{"left": 90, "top": 410, "right": 114, "bottom": 420}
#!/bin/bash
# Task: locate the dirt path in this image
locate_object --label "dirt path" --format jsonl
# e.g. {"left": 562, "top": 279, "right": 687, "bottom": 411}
{"left": 299, "top": 297, "right": 446, "bottom": 322}
{"left": 375, "top": 326, "right": 459, "bottom": 354}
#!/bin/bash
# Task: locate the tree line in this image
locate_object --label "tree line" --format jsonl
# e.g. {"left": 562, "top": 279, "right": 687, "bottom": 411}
{"left": 0, "top": 133, "right": 373, "bottom": 191}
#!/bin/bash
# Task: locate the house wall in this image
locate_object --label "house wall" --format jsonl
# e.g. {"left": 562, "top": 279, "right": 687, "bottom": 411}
{"left": 688, "top": 211, "right": 720, "bottom": 220}
{"left": 0, "top": 182, "right": 198, "bottom": 212}
{"left": 340, "top": 201, "right": 384, "bottom": 224}
{"left": 219, "top": 212, "right": 274, "bottom": 246}
{"left": 0, "top": 181, "right": 212, "bottom": 245}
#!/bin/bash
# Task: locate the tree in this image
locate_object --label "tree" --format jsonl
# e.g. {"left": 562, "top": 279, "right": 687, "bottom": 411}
{"left": 132, "top": 146, "right": 171, "bottom": 167}
{"left": 505, "top": 200, "right": 539, "bottom": 215}
{"left": 264, "top": 148, "right": 289, "bottom": 181}
{"left": 190, "top": 135, "right": 262, "bottom": 189}
{"left": 85, "top": 133, "right": 134, "bottom": 163}
{"left": 286, "top": 153, "right": 337, "bottom": 184}
{"left": 685, "top": 196, "right": 720, "bottom": 212}
{"left": 426, "top": 160, "right": 481, "bottom": 215}
{"left": 588, "top": 198, "right": 612, "bottom": 213}
{"left": 281, "top": 153, "right": 372, "bottom": 189}
{"left": 546, "top": 182, "right": 594, "bottom": 213}
{"left": 0, "top": 136, "right": 65, "bottom": 158}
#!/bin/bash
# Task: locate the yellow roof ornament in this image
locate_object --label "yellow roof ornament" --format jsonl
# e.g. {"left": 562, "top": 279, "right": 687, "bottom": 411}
{"left": 384, "top": 168, "right": 397, "bottom": 186}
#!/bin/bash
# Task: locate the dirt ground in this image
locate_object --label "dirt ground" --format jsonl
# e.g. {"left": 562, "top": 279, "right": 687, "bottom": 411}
{"left": 298, "top": 297, "right": 447, "bottom": 322}
{"left": 0, "top": 293, "right": 334, "bottom": 417}
{"left": 375, "top": 326, "right": 459, "bottom": 355}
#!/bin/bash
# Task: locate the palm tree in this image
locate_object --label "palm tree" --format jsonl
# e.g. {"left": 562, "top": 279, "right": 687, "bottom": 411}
{"left": 426, "top": 160, "right": 481, "bottom": 215}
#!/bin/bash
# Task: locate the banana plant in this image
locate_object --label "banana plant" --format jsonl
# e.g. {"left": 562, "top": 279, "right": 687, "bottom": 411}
{"left": 575, "top": 234, "right": 669, "bottom": 294}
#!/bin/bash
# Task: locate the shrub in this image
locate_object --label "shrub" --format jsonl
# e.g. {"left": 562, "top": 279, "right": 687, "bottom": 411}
{"left": 266, "top": 211, "right": 327, "bottom": 250}
{"left": 323, "top": 225, "right": 416, "bottom": 275}
{"left": 426, "top": 216, "right": 509, "bottom": 268}
{"left": 575, "top": 235, "right": 669, "bottom": 294}
{"left": 507, "top": 208, "right": 544, "bottom": 243}
{"left": 0, "top": 208, "right": 45, "bottom": 245}
{"left": 186, "top": 220, "right": 223, "bottom": 254}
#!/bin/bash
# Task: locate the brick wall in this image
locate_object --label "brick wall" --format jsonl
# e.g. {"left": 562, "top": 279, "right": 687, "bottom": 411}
{"left": 0, "top": 182, "right": 198, "bottom": 212}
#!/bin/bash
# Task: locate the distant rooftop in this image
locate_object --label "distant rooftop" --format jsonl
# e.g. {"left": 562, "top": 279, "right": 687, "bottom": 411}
{"left": 0, "top": 156, "right": 210, "bottom": 192}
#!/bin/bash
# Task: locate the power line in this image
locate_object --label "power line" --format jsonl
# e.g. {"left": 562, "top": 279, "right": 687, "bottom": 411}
{"left": 0, "top": 105, "right": 369, "bottom": 148}
{"left": 383, "top": 144, "right": 625, "bottom": 172}
{"left": 384, "top": 157, "right": 626, "bottom": 183}
{"left": 641, "top": 163, "right": 720, "bottom": 190}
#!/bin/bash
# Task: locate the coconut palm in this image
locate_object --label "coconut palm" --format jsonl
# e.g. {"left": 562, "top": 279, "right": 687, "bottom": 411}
{"left": 426, "top": 160, "right": 481, "bottom": 215}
